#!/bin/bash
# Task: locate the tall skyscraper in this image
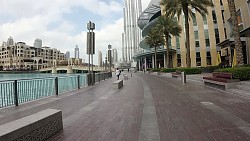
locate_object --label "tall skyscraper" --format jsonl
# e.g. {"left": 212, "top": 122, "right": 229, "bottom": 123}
{"left": 122, "top": 0, "right": 142, "bottom": 63}
{"left": 7, "top": 36, "right": 14, "bottom": 46}
{"left": 112, "top": 48, "right": 118, "bottom": 63}
{"left": 34, "top": 38, "right": 42, "bottom": 48}
{"left": 98, "top": 51, "right": 102, "bottom": 67}
{"left": 66, "top": 51, "right": 70, "bottom": 59}
{"left": 74, "top": 45, "right": 79, "bottom": 58}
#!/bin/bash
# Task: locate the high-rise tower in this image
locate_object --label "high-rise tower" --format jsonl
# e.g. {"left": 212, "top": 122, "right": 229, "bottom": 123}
{"left": 34, "top": 38, "right": 42, "bottom": 48}
{"left": 98, "top": 51, "right": 102, "bottom": 67}
{"left": 7, "top": 36, "right": 14, "bottom": 46}
{"left": 74, "top": 45, "right": 79, "bottom": 58}
{"left": 66, "top": 51, "right": 70, "bottom": 59}
{"left": 122, "top": 0, "right": 142, "bottom": 63}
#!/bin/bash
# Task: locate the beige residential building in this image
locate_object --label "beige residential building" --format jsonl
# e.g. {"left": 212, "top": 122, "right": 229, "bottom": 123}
{"left": 165, "top": 0, "right": 228, "bottom": 68}
{"left": 0, "top": 38, "right": 67, "bottom": 70}
{"left": 137, "top": 0, "right": 230, "bottom": 69}
{"left": 218, "top": 0, "right": 250, "bottom": 65}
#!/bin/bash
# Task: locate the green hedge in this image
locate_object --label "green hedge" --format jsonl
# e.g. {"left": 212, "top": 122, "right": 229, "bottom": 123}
{"left": 146, "top": 68, "right": 152, "bottom": 71}
{"left": 161, "top": 68, "right": 176, "bottom": 73}
{"left": 148, "top": 67, "right": 202, "bottom": 74}
{"left": 176, "top": 68, "right": 202, "bottom": 74}
{"left": 201, "top": 66, "right": 220, "bottom": 73}
{"left": 215, "top": 67, "right": 250, "bottom": 80}
{"left": 151, "top": 68, "right": 161, "bottom": 72}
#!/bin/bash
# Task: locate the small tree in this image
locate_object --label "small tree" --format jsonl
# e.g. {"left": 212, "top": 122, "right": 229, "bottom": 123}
{"left": 227, "top": 0, "right": 244, "bottom": 66}
{"left": 161, "top": 0, "right": 213, "bottom": 68}
{"left": 154, "top": 15, "right": 182, "bottom": 68}
{"left": 145, "top": 27, "right": 164, "bottom": 69}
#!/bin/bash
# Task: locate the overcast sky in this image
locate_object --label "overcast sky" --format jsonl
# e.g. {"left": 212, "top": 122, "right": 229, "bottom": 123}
{"left": 0, "top": 0, "right": 151, "bottom": 64}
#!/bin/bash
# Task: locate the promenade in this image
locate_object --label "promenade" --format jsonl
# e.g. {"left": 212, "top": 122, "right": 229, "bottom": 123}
{"left": 0, "top": 72, "right": 250, "bottom": 141}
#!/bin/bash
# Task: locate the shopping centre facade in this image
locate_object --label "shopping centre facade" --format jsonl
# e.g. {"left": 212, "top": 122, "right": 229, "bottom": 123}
{"left": 134, "top": 0, "right": 250, "bottom": 70}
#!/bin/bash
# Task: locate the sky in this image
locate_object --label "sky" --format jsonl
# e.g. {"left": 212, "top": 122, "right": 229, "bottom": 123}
{"left": 0, "top": 0, "right": 151, "bottom": 65}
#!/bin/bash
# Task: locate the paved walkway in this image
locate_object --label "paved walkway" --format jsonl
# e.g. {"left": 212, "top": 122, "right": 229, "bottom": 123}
{"left": 0, "top": 72, "right": 250, "bottom": 141}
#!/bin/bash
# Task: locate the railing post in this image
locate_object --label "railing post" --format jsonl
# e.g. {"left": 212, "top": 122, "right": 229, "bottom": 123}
{"left": 87, "top": 73, "right": 91, "bottom": 86}
{"left": 92, "top": 72, "right": 95, "bottom": 85}
{"left": 13, "top": 80, "right": 18, "bottom": 106}
{"left": 77, "top": 75, "right": 80, "bottom": 89}
{"left": 55, "top": 77, "right": 59, "bottom": 95}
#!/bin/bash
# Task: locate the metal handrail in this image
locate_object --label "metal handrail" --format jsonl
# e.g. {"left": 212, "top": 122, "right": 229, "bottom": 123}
{"left": 0, "top": 72, "right": 112, "bottom": 108}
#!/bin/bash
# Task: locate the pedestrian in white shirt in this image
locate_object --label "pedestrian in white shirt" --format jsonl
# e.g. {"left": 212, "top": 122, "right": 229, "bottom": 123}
{"left": 115, "top": 68, "right": 120, "bottom": 80}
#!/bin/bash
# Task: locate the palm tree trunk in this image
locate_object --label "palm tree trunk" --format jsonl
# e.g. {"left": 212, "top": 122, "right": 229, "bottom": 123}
{"left": 164, "top": 33, "right": 170, "bottom": 68}
{"left": 227, "top": 0, "right": 244, "bottom": 66}
{"left": 155, "top": 46, "right": 157, "bottom": 69}
{"left": 183, "top": 6, "right": 191, "bottom": 68}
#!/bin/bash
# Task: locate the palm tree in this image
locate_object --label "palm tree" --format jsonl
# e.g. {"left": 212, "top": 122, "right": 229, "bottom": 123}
{"left": 227, "top": 0, "right": 244, "bottom": 66}
{"left": 145, "top": 27, "right": 164, "bottom": 69}
{"left": 161, "top": 0, "right": 213, "bottom": 68}
{"left": 154, "top": 15, "right": 182, "bottom": 68}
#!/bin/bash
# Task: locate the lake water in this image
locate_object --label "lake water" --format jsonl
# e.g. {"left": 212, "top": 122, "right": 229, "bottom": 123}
{"left": 0, "top": 73, "right": 88, "bottom": 108}
{"left": 0, "top": 73, "right": 82, "bottom": 81}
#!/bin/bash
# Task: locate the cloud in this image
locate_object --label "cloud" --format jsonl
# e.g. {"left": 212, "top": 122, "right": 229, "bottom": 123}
{"left": 141, "top": 0, "right": 152, "bottom": 10}
{"left": 0, "top": 0, "right": 151, "bottom": 65}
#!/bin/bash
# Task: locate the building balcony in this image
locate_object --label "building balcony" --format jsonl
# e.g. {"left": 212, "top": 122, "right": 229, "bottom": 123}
{"left": 141, "top": 18, "right": 158, "bottom": 37}
{"left": 138, "top": 0, "right": 161, "bottom": 30}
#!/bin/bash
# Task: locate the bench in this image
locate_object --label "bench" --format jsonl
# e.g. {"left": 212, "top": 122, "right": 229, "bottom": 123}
{"left": 113, "top": 80, "right": 123, "bottom": 90}
{"left": 203, "top": 72, "right": 240, "bottom": 90}
{"left": 0, "top": 109, "right": 63, "bottom": 141}
{"left": 171, "top": 70, "right": 181, "bottom": 78}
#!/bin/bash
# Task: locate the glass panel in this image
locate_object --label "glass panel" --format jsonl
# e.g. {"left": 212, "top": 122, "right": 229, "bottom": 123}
{"left": 212, "top": 11, "right": 217, "bottom": 24}
{"left": 202, "top": 15, "right": 207, "bottom": 25}
{"left": 205, "top": 39, "right": 210, "bottom": 46}
{"left": 195, "top": 41, "right": 200, "bottom": 47}
{"left": 191, "top": 14, "right": 197, "bottom": 26}
{"left": 194, "top": 31, "right": 199, "bottom": 40}
{"left": 204, "top": 29, "right": 209, "bottom": 39}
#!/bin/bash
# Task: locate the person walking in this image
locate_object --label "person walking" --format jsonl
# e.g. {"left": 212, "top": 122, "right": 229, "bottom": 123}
{"left": 115, "top": 68, "right": 120, "bottom": 80}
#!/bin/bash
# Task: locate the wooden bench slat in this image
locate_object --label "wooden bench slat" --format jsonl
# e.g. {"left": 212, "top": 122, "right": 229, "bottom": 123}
{"left": 171, "top": 71, "right": 181, "bottom": 78}
{"left": 203, "top": 72, "right": 240, "bottom": 90}
{"left": 213, "top": 72, "right": 233, "bottom": 79}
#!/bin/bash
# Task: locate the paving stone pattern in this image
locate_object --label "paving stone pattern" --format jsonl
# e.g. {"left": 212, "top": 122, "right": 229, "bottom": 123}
{"left": 0, "top": 72, "right": 250, "bottom": 141}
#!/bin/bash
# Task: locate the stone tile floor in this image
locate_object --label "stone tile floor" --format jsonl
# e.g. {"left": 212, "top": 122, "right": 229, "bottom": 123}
{"left": 0, "top": 72, "right": 250, "bottom": 141}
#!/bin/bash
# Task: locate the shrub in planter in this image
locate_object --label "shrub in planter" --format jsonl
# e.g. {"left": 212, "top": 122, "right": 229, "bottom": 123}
{"left": 146, "top": 68, "right": 152, "bottom": 72}
{"left": 152, "top": 68, "right": 161, "bottom": 72}
{"left": 201, "top": 66, "right": 220, "bottom": 73}
{"left": 161, "top": 68, "right": 176, "bottom": 73}
{"left": 176, "top": 68, "right": 202, "bottom": 74}
{"left": 243, "top": 64, "right": 250, "bottom": 67}
{"left": 215, "top": 67, "right": 250, "bottom": 80}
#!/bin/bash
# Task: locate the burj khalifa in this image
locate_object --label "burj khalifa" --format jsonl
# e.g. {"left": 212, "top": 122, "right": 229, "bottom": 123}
{"left": 122, "top": 0, "right": 142, "bottom": 63}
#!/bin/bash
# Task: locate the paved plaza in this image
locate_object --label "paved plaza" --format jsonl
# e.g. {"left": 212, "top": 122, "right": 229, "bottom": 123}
{"left": 0, "top": 72, "right": 250, "bottom": 141}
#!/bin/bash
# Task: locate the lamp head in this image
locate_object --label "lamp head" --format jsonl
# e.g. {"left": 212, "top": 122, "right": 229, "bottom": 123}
{"left": 108, "top": 44, "right": 112, "bottom": 49}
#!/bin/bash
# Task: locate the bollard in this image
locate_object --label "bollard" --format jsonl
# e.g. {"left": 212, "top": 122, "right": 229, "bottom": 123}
{"left": 181, "top": 71, "right": 186, "bottom": 83}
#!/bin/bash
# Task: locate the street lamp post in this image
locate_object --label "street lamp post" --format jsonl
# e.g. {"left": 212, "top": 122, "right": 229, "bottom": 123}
{"left": 87, "top": 21, "right": 95, "bottom": 85}
{"left": 105, "top": 57, "right": 107, "bottom": 71}
{"left": 108, "top": 44, "right": 112, "bottom": 72}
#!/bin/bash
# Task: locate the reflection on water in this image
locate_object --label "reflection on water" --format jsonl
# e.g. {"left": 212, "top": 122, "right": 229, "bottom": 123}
{"left": 0, "top": 73, "right": 88, "bottom": 108}
{"left": 0, "top": 73, "right": 82, "bottom": 81}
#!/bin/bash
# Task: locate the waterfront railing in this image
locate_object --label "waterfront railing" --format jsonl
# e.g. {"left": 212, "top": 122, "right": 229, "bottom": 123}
{"left": 0, "top": 72, "right": 112, "bottom": 108}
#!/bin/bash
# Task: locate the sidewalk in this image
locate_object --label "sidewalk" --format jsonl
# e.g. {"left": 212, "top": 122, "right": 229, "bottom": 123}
{"left": 0, "top": 72, "right": 250, "bottom": 140}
